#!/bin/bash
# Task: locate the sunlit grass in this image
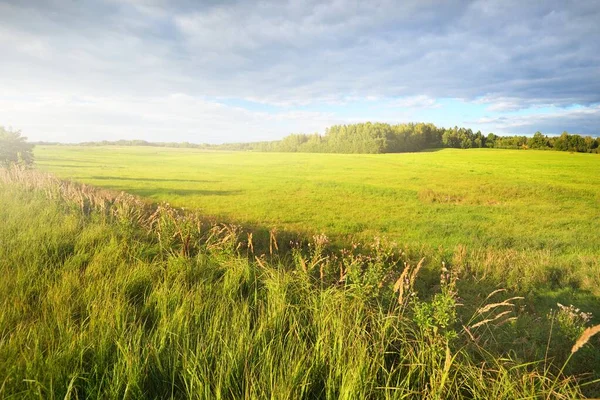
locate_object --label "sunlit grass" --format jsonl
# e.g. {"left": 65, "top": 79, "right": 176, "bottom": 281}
{"left": 1, "top": 169, "right": 598, "bottom": 398}
{"left": 35, "top": 146, "right": 600, "bottom": 296}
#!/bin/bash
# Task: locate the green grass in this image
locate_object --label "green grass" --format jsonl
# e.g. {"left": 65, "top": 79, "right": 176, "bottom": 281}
{"left": 35, "top": 146, "right": 600, "bottom": 296}
{"left": 1, "top": 170, "right": 598, "bottom": 399}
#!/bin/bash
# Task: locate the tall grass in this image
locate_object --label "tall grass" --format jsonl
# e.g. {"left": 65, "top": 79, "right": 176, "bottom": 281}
{"left": 0, "top": 167, "right": 598, "bottom": 398}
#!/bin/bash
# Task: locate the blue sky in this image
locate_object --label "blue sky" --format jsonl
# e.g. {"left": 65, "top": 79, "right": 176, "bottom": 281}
{"left": 0, "top": 0, "right": 599, "bottom": 143}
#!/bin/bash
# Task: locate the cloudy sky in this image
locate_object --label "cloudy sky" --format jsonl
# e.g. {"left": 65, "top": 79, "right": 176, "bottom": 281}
{"left": 1, "top": 0, "right": 599, "bottom": 143}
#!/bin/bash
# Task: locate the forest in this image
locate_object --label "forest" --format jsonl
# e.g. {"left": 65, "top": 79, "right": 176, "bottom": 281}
{"left": 224, "top": 123, "right": 600, "bottom": 154}
{"left": 40, "top": 123, "right": 600, "bottom": 154}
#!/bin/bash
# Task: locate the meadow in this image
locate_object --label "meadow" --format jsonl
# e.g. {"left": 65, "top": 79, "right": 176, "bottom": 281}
{"left": 1, "top": 166, "right": 600, "bottom": 398}
{"left": 35, "top": 146, "right": 600, "bottom": 298}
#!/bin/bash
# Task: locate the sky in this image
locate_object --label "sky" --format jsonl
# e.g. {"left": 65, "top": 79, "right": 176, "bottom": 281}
{"left": 1, "top": 0, "right": 599, "bottom": 144}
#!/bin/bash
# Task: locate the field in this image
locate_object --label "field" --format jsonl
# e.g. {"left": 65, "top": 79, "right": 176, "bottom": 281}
{"left": 35, "top": 146, "right": 600, "bottom": 297}
{"left": 1, "top": 166, "right": 599, "bottom": 398}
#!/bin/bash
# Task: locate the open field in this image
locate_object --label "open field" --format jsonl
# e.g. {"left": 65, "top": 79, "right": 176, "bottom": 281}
{"left": 1, "top": 167, "right": 599, "bottom": 398}
{"left": 4, "top": 1, "right": 599, "bottom": 397}
{"left": 36, "top": 146, "right": 600, "bottom": 296}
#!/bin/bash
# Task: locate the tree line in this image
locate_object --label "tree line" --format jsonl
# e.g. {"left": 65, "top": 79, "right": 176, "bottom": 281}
{"left": 9, "top": 123, "right": 600, "bottom": 160}
{"left": 220, "top": 123, "right": 600, "bottom": 154}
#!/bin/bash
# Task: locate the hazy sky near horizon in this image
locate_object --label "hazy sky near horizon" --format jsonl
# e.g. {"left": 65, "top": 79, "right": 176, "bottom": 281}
{"left": 1, "top": 0, "right": 599, "bottom": 143}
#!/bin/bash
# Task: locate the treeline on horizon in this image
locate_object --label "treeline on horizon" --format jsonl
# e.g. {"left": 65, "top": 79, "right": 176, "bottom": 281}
{"left": 37, "top": 122, "right": 600, "bottom": 154}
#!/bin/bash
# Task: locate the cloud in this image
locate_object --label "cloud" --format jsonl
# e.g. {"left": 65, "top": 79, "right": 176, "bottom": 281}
{"left": 386, "top": 96, "right": 440, "bottom": 109}
{"left": 0, "top": 0, "right": 599, "bottom": 141}
{"left": 0, "top": 91, "right": 341, "bottom": 143}
{"left": 473, "top": 105, "right": 600, "bottom": 135}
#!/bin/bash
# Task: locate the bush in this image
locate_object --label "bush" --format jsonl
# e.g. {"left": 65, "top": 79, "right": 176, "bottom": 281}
{"left": 0, "top": 126, "right": 34, "bottom": 167}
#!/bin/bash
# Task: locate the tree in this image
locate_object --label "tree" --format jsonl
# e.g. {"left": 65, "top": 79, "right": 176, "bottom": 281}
{"left": 528, "top": 131, "right": 548, "bottom": 149}
{"left": 442, "top": 128, "right": 461, "bottom": 148}
{"left": 0, "top": 127, "right": 34, "bottom": 167}
{"left": 567, "top": 134, "right": 586, "bottom": 152}
{"left": 553, "top": 132, "right": 570, "bottom": 151}
{"left": 486, "top": 133, "right": 497, "bottom": 148}
{"left": 473, "top": 131, "right": 484, "bottom": 148}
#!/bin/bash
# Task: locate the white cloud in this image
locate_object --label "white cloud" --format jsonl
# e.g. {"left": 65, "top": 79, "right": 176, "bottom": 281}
{"left": 0, "top": 91, "right": 342, "bottom": 143}
{"left": 386, "top": 96, "right": 439, "bottom": 109}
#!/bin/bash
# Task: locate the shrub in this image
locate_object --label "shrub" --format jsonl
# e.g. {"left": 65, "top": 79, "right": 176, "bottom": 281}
{"left": 0, "top": 126, "right": 34, "bottom": 167}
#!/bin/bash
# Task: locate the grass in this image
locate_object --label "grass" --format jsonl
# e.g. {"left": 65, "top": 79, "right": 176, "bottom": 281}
{"left": 1, "top": 166, "right": 599, "bottom": 398}
{"left": 34, "top": 146, "right": 600, "bottom": 298}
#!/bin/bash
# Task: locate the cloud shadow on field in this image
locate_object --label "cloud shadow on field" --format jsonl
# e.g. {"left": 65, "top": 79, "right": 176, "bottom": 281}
{"left": 44, "top": 158, "right": 104, "bottom": 164}
{"left": 90, "top": 176, "right": 217, "bottom": 184}
{"left": 126, "top": 188, "right": 242, "bottom": 197}
{"left": 41, "top": 164, "right": 92, "bottom": 169}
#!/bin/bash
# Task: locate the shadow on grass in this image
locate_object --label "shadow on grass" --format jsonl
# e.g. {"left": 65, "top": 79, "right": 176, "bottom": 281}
{"left": 90, "top": 175, "right": 216, "bottom": 183}
{"left": 41, "top": 164, "right": 93, "bottom": 169}
{"left": 43, "top": 158, "right": 104, "bottom": 164}
{"left": 126, "top": 188, "right": 241, "bottom": 197}
{"left": 416, "top": 147, "right": 446, "bottom": 153}
{"left": 530, "top": 288, "right": 600, "bottom": 324}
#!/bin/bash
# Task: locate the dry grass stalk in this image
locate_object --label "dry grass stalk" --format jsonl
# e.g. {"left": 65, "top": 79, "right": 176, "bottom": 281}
{"left": 476, "top": 297, "right": 524, "bottom": 315}
{"left": 269, "top": 229, "right": 279, "bottom": 255}
{"left": 247, "top": 233, "right": 254, "bottom": 254}
{"left": 462, "top": 325, "right": 477, "bottom": 342}
{"left": 571, "top": 324, "right": 600, "bottom": 354}
{"left": 484, "top": 288, "right": 507, "bottom": 301}
{"left": 470, "top": 310, "right": 513, "bottom": 329}
{"left": 339, "top": 265, "right": 346, "bottom": 283}
{"left": 393, "top": 262, "right": 411, "bottom": 305}
{"left": 254, "top": 256, "right": 268, "bottom": 270}
{"left": 409, "top": 257, "right": 425, "bottom": 289}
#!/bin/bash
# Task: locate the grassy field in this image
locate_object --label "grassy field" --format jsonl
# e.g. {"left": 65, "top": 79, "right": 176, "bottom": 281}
{"left": 1, "top": 167, "right": 599, "bottom": 398}
{"left": 35, "top": 146, "right": 600, "bottom": 296}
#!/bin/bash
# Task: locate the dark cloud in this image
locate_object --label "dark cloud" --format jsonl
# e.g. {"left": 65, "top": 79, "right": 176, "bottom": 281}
{"left": 3, "top": 0, "right": 597, "bottom": 103}
{"left": 0, "top": 0, "right": 598, "bottom": 140}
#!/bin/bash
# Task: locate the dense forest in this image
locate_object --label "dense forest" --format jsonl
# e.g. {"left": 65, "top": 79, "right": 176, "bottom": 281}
{"left": 37, "top": 123, "right": 600, "bottom": 154}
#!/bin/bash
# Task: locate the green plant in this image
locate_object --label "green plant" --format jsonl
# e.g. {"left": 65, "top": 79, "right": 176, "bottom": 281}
{"left": 0, "top": 126, "right": 34, "bottom": 167}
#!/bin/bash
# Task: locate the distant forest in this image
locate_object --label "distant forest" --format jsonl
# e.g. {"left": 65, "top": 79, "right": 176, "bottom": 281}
{"left": 38, "top": 123, "right": 600, "bottom": 154}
